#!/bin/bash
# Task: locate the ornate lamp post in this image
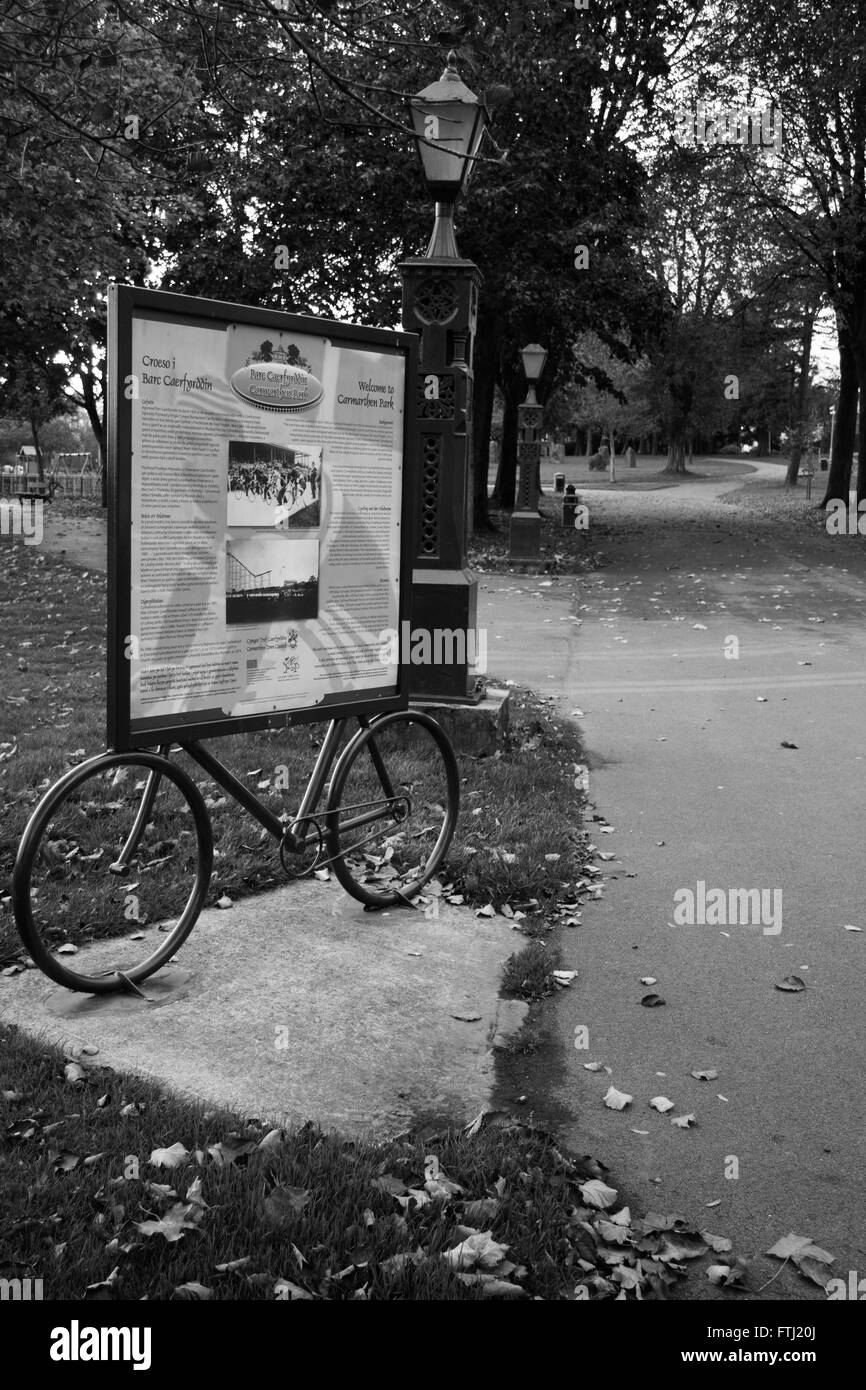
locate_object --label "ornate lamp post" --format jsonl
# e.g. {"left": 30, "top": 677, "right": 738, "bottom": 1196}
{"left": 508, "top": 342, "right": 548, "bottom": 562}
{"left": 400, "top": 54, "right": 489, "bottom": 701}
{"left": 829, "top": 404, "right": 836, "bottom": 469}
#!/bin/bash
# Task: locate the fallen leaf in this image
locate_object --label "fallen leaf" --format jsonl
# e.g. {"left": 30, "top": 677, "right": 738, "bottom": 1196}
{"left": 579, "top": 1179, "right": 619, "bottom": 1210}
{"left": 640, "top": 976, "right": 657, "bottom": 986}
{"left": 455, "top": 1273, "right": 528, "bottom": 1299}
{"left": 640, "top": 993, "right": 666, "bottom": 1007}
{"left": 207, "top": 1136, "right": 259, "bottom": 1166}
{"left": 451, "top": 1012, "right": 482, "bottom": 1022}
{"left": 52, "top": 1149, "right": 80, "bottom": 1174}
{"left": 173, "top": 1282, "right": 213, "bottom": 1299}
{"left": 443, "top": 1230, "right": 510, "bottom": 1272}
{"left": 649, "top": 1096, "right": 674, "bottom": 1113}
{"left": 395, "top": 1188, "right": 432, "bottom": 1212}
{"left": 659, "top": 1233, "right": 709, "bottom": 1261}
{"left": 765, "top": 1233, "right": 815, "bottom": 1259}
{"left": 701, "top": 1231, "right": 732, "bottom": 1253}
{"left": 775, "top": 975, "right": 806, "bottom": 992}
{"left": 83, "top": 1266, "right": 121, "bottom": 1299}
{"left": 463, "top": 1197, "right": 500, "bottom": 1224}
{"left": 257, "top": 1128, "right": 285, "bottom": 1152}
{"left": 149, "top": 1142, "right": 190, "bottom": 1170}
{"left": 794, "top": 1256, "right": 833, "bottom": 1288}
{"left": 64, "top": 1062, "right": 87, "bottom": 1086}
{"left": 602, "top": 1086, "right": 633, "bottom": 1111}
{"left": 691, "top": 1069, "right": 718, "bottom": 1081}
{"left": 216, "top": 895, "right": 233, "bottom": 908}
{"left": 670, "top": 1113, "right": 697, "bottom": 1128}
{"left": 264, "top": 1185, "right": 311, "bottom": 1225}
{"left": 424, "top": 1155, "right": 462, "bottom": 1199}
{"left": 780, "top": 741, "right": 798, "bottom": 749}
{"left": 136, "top": 1202, "right": 201, "bottom": 1242}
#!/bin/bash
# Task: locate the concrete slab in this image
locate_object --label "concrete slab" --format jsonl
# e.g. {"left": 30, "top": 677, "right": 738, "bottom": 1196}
{"left": 411, "top": 685, "right": 511, "bottom": 754}
{"left": 0, "top": 877, "right": 527, "bottom": 1139}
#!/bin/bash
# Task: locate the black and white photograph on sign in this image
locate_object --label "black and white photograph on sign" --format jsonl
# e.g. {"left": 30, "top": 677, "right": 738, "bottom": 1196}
{"left": 225, "top": 530, "right": 319, "bottom": 625}
{"left": 227, "top": 440, "right": 322, "bottom": 529}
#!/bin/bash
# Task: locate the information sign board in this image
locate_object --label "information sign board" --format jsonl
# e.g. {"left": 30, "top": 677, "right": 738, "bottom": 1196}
{"left": 107, "top": 286, "right": 418, "bottom": 749}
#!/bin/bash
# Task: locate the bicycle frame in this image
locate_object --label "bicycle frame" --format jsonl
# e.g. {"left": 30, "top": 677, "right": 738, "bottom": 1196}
{"left": 109, "top": 714, "right": 405, "bottom": 876}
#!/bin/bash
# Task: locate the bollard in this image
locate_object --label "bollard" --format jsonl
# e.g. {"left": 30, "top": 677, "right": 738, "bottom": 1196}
{"left": 562, "top": 483, "right": 578, "bottom": 527}
{"left": 554, "top": 472, "right": 565, "bottom": 494}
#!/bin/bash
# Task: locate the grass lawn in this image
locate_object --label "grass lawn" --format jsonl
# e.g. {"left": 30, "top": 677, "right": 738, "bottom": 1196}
{"left": 0, "top": 512, "right": 667, "bottom": 1303}
{"left": 0, "top": 1020, "right": 727, "bottom": 1301}
{"left": 0, "top": 525, "right": 599, "bottom": 973}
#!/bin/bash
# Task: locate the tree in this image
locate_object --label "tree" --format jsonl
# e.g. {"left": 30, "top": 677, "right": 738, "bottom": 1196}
{"left": 710, "top": 0, "right": 866, "bottom": 505}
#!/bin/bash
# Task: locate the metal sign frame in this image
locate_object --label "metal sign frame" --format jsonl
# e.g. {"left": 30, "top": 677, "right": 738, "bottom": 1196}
{"left": 107, "top": 284, "right": 419, "bottom": 751}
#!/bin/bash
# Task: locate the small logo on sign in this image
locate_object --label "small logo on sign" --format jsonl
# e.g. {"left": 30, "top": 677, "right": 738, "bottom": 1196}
{"left": 230, "top": 363, "right": 324, "bottom": 412}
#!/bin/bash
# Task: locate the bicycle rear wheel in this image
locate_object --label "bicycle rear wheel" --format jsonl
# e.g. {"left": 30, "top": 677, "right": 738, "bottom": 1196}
{"left": 326, "top": 710, "right": 459, "bottom": 908}
{"left": 12, "top": 750, "right": 213, "bottom": 994}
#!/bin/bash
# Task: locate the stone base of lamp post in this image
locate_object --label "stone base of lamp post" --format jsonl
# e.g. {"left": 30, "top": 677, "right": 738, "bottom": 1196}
{"left": 407, "top": 566, "right": 481, "bottom": 702}
{"left": 508, "top": 509, "right": 542, "bottom": 562}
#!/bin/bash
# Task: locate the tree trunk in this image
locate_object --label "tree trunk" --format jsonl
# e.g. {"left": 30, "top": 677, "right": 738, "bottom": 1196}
{"left": 29, "top": 411, "right": 44, "bottom": 482}
{"left": 787, "top": 433, "right": 803, "bottom": 485}
{"left": 471, "top": 336, "right": 497, "bottom": 533}
{"left": 664, "top": 430, "right": 687, "bottom": 473}
{"left": 786, "top": 306, "right": 815, "bottom": 484}
{"left": 584, "top": 427, "right": 592, "bottom": 457}
{"left": 650, "top": 429, "right": 658, "bottom": 456}
{"left": 820, "top": 325, "right": 858, "bottom": 507}
{"left": 495, "top": 389, "right": 519, "bottom": 509}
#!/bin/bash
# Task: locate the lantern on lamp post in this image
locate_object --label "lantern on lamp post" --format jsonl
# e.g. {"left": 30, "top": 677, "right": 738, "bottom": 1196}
{"left": 509, "top": 342, "right": 548, "bottom": 562}
{"left": 400, "top": 55, "right": 490, "bottom": 702}
{"left": 409, "top": 56, "right": 488, "bottom": 259}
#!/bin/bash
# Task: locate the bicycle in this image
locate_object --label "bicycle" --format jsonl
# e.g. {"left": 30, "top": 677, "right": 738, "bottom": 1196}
{"left": 11, "top": 710, "right": 459, "bottom": 996}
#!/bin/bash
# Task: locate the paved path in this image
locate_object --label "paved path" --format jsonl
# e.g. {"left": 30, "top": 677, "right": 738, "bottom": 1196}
{"left": 13, "top": 461, "right": 865, "bottom": 1295}
{"left": 484, "top": 460, "right": 866, "bottom": 1298}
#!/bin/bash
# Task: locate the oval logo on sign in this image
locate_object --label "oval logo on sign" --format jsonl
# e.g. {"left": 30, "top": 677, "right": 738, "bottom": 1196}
{"left": 230, "top": 363, "right": 324, "bottom": 412}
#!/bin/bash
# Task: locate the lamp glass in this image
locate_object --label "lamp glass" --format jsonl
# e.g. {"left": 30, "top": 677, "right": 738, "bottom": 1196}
{"left": 410, "top": 99, "right": 485, "bottom": 198}
{"left": 521, "top": 343, "right": 548, "bottom": 382}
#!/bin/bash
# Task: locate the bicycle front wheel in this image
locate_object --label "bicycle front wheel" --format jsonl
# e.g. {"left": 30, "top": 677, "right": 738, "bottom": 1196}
{"left": 12, "top": 750, "right": 213, "bottom": 994}
{"left": 326, "top": 710, "right": 459, "bottom": 908}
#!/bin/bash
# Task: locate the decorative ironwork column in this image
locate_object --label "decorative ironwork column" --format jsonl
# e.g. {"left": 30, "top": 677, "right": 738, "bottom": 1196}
{"left": 400, "top": 52, "right": 489, "bottom": 703}
{"left": 508, "top": 348, "right": 546, "bottom": 562}
{"left": 400, "top": 257, "right": 482, "bottom": 700}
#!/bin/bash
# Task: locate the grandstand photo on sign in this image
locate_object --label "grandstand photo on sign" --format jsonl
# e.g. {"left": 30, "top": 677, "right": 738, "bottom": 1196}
{"left": 225, "top": 531, "right": 319, "bottom": 625}
{"left": 227, "top": 439, "right": 321, "bottom": 529}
